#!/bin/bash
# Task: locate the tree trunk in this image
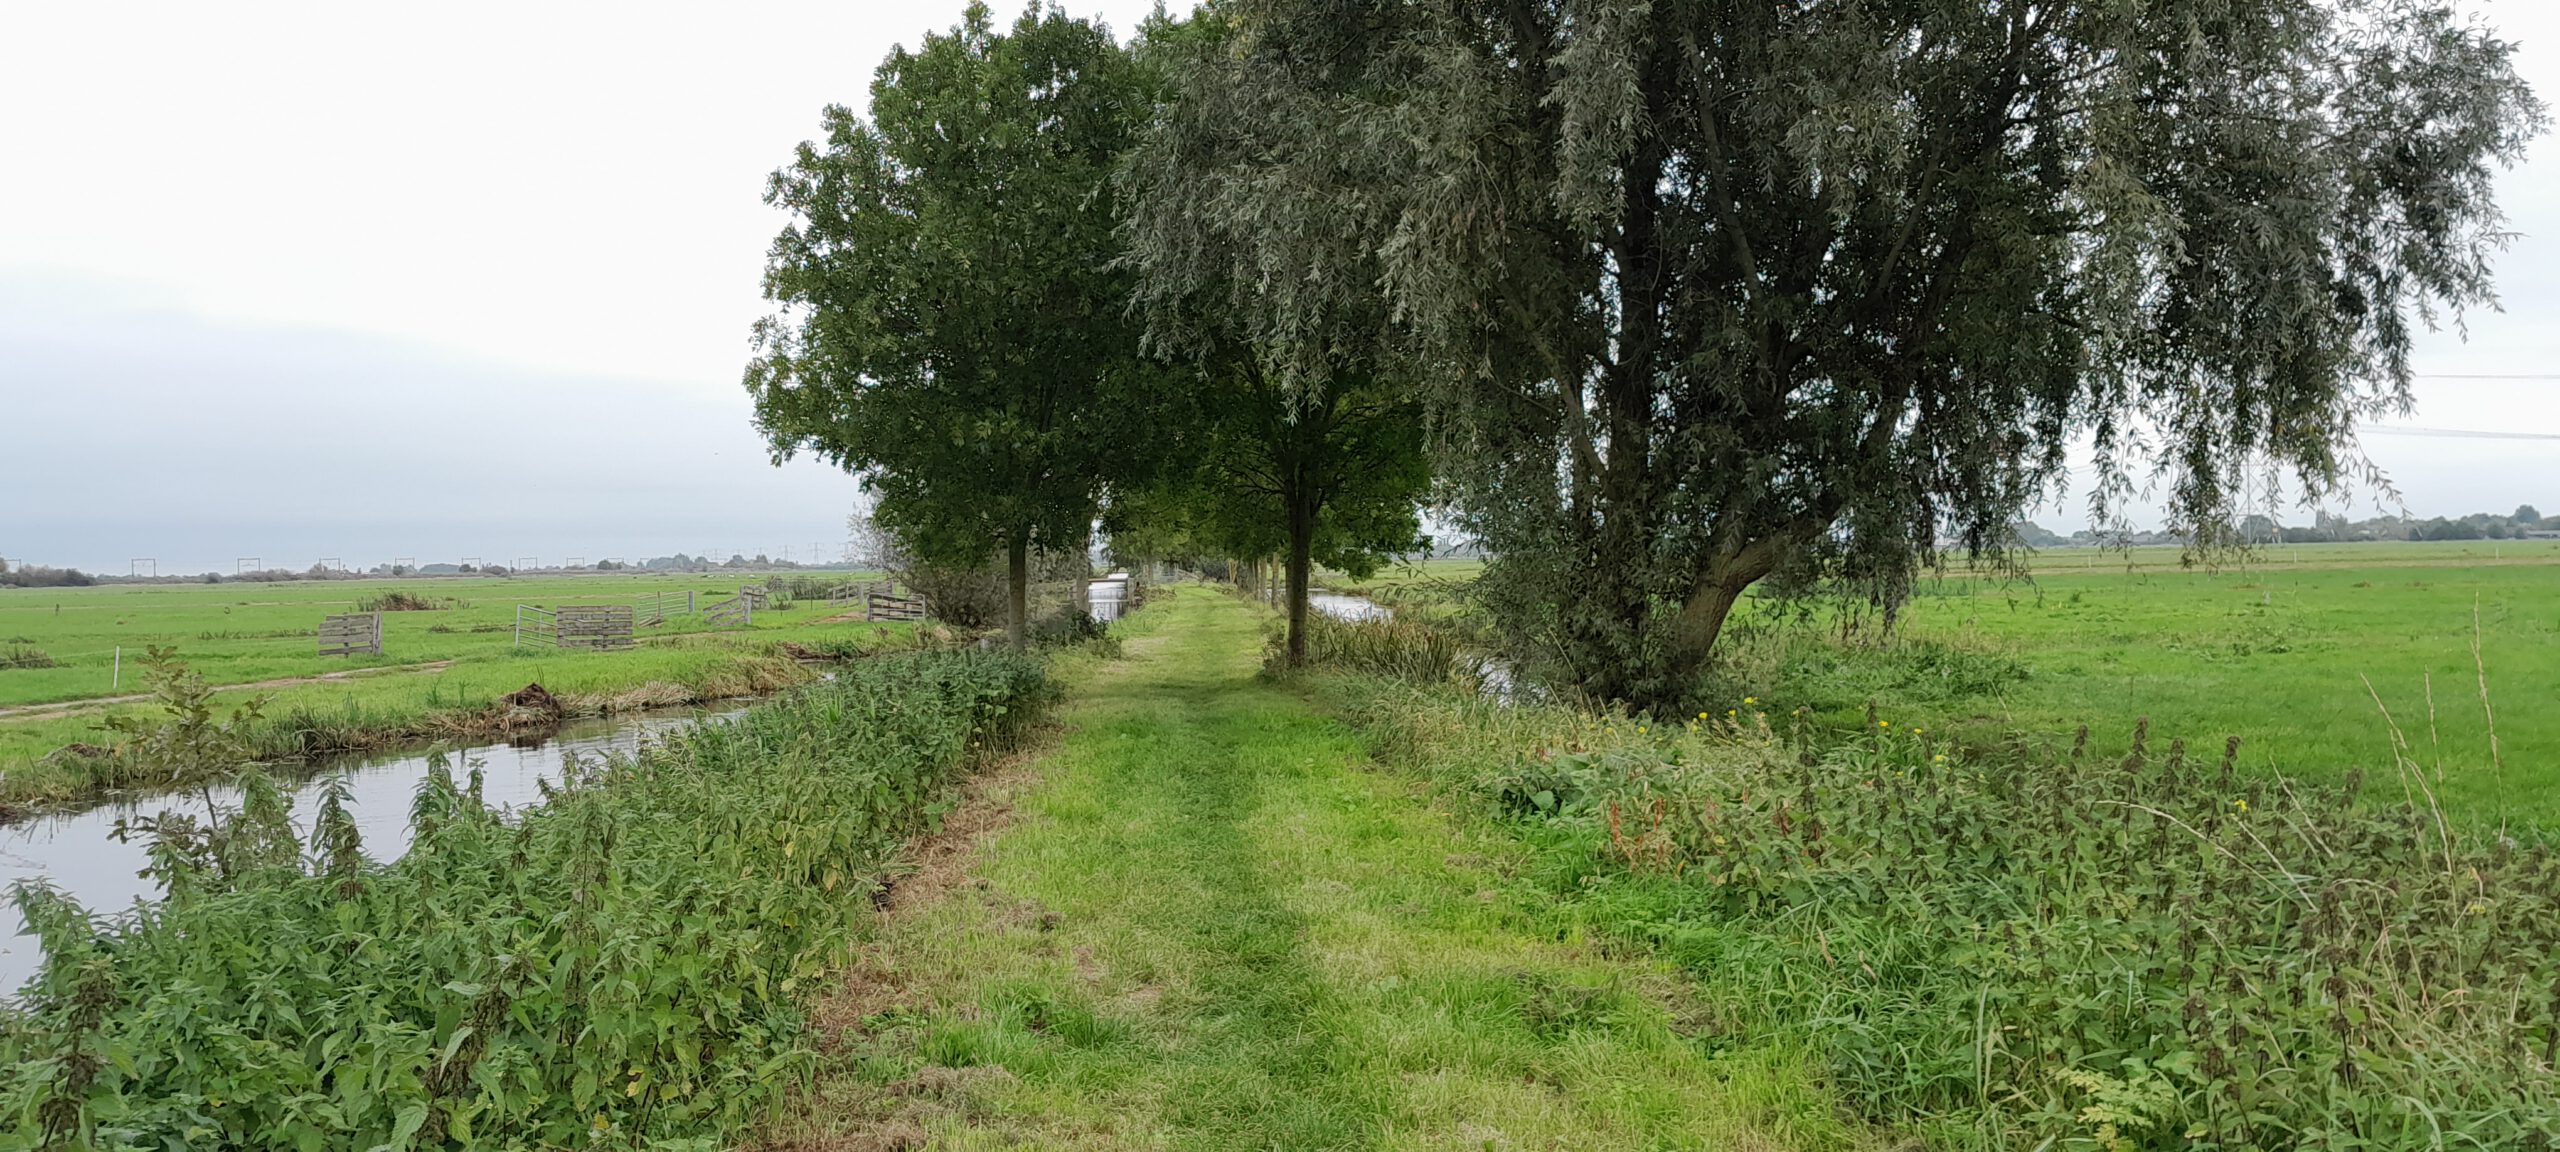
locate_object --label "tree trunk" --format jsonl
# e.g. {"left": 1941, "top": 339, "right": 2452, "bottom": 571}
{"left": 1284, "top": 495, "right": 1316, "bottom": 666}
{"left": 1006, "top": 534, "right": 1029, "bottom": 650}
{"left": 1664, "top": 538, "right": 1790, "bottom": 695}
{"left": 1668, "top": 580, "right": 1745, "bottom": 689}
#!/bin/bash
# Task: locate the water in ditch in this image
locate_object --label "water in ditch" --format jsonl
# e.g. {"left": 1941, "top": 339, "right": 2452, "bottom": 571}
{"left": 0, "top": 703, "right": 747, "bottom": 995}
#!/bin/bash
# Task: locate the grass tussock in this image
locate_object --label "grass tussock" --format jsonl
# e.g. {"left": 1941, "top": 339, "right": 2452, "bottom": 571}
{"left": 1325, "top": 676, "right": 2560, "bottom": 1151}
{"left": 0, "top": 649, "right": 1056, "bottom": 1148}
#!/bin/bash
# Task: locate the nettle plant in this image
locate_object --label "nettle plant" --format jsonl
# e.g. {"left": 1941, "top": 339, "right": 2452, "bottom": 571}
{"left": 1, "top": 649, "right": 1054, "bottom": 1150}
{"left": 1504, "top": 715, "right": 2560, "bottom": 1150}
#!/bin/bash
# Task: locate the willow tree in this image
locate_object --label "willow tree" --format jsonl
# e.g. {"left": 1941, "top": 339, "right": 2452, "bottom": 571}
{"left": 745, "top": 3, "right": 1151, "bottom": 647}
{"left": 1120, "top": 9, "right": 1431, "bottom": 664}
{"left": 1195, "top": 0, "right": 2540, "bottom": 707}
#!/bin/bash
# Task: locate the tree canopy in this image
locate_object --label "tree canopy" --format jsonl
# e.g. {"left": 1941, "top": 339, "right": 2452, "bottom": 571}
{"left": 1174, "top": 0, "right": 2541, "bottom": 707}
{"left": 745, "top": 2, "right": 1153, "bottom": 646}
{"left": 1119, "top": 10, "right": 1431, "bottom": 663}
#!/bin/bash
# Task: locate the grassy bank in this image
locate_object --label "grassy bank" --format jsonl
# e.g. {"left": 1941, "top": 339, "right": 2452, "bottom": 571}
{"left": 768, "top": 586, "right": 1857, "bottom": 1150}
{"left": 0, "top": 570, "right": 939, "bottom": 815}
{"left": 1312, "top": 652, "right": 2560, "bottom": 1149}
{"left": 1328, "top": 543, "right": 2560, "bottom": 825}
{"left": 0, "top": 623, "right": 937, "bottom": 818}
{"left": 0, "top": 646, "right": 1053, "bottom": 1149}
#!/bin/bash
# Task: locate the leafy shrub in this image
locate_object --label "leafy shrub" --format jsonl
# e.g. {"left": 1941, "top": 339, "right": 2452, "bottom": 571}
{"left": 1336, "top": 681, "right": 2560, "bottom": 1150}
{"left": 0, "top": 644, "right": 56, "bottom": 670}
{"left": 0, "top": 649, "right": 1054, "bottom": 1149}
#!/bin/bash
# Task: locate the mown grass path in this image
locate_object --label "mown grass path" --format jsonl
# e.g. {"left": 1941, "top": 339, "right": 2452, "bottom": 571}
{"left": 765, "top": 589, "right": 1849, "bottom": 1151}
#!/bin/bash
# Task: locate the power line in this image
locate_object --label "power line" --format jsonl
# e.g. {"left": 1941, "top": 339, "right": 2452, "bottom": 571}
{"left": 2413, "top": 373, "right": 2560, "bottom": 380}
{"left": 2365, "top": 425, "right": 2560, "bottom": 441}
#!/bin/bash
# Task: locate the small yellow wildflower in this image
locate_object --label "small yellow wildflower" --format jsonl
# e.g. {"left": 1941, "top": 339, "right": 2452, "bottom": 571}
{"left": 1743, "top": 696, "right": 1758, "bottom": 706}
{"left": 1698, "top": 711, "right": 1710, "bottom": 720}
{"left": 2233, "top": 799, "right": 2249, "bottom": 813}
{"left": 1932, "top": 754, "right": 1947, "bottom": 764}
{"left": 1877, "top": 720, "right": 1890, "bottom": 729}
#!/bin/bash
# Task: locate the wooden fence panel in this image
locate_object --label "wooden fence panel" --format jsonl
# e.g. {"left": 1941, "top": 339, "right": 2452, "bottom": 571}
{"left": 318, "top": 613, "right": 383, "bottom": 657}
{"left": 556, "top": 604, "right": 636, "bottom": 650}
{"left": 865, "top": 593, "right": 926, "bottom": 622}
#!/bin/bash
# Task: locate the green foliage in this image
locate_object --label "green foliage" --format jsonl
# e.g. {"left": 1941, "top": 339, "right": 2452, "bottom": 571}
{"left": 0, "top": 649, "right": 1055, "bottom": 1149}
{"left": 92, "top": 646, "right": 268, "bottom": 795}
{"left": 1187, "top": 0, "right": 2543, "bottom": 710}
{"left": 1117, "top": 6, "right": 1434, "bottom": 666}
{"left": 746, "top": 2, "right": 1157, "bottom": 645}
{"left": 1339, "top": 681, "right": 2560, "bottom": 1150}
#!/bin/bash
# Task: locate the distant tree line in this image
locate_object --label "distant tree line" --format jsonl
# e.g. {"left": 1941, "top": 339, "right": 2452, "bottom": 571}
{"left": 2011, "top": 504, "right": 2556, "bottom": 549}
{"left": 0, "top": 559, "right": 94, "bottom": 588}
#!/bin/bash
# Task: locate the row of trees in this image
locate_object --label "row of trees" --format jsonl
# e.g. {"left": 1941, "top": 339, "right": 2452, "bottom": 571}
{"left": 747, "top": 4, "right": 1432, "bottom": 662}
{"left": 749, "top": 1, "right": 2538, "bottom": 709}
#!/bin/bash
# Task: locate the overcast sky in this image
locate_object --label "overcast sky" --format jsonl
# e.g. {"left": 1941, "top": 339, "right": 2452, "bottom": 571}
{"left": 1, "top": 1, "right": 2554, "bottom": 575}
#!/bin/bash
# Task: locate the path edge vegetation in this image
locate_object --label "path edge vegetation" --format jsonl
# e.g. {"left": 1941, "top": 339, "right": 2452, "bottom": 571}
{"left": 1288, "top": 594, "right": 2560, "bottom": 1151}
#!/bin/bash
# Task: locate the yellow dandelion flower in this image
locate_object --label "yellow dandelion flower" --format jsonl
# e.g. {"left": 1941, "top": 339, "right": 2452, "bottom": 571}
{"left": 2233, "top": 799, "right": 2249, "bottom": 812}
{"left": 1743, "top": 696, "right": 1758, "bottom": 706}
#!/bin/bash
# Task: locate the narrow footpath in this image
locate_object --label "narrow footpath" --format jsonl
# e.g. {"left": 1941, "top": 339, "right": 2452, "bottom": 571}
{"left": 763, "top": 590, "right": 1837, "bottom": 1151}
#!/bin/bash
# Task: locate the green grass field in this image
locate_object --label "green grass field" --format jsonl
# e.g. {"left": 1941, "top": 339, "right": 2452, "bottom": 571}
{"left": 1334, "top": 541, "right": 2560, "bottom": 825}
{"left": 0, "top": 572, "right": 918, "bottom": 808}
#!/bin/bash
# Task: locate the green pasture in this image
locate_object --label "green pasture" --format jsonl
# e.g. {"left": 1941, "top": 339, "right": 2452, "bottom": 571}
{"left": 0, "top": 573, "right": 913, "bottom": 806}
{"left": 1337, "top": 542, "right": 2560, "bottom": 825}
{"left": 0, "top": 571, "right": 882, "bottom": 708}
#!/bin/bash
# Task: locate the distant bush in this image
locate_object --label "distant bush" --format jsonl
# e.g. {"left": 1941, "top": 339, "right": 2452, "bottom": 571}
{"left": 354, "top": 590, "right": 461, "bottom": 612}
{"left": 0, "top": 565, "right": 93, "bottom": 589}
{"left": 0, "top": 644, "right": 57, "bottom": 669}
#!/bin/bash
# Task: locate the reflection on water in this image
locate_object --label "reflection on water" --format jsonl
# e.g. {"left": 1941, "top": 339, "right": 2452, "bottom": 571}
{"left": 0, "top": 704, "right": 744, "bottom": 996}
{"left": 1308, "top": 592, "right": 1391, "bottom": 622}
{"left": 1090, "top": 574, "right": 1131, "bottom": 622}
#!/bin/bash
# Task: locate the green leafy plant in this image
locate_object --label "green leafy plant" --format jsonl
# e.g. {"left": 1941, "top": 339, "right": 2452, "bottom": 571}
{"left": 1337, "top": 678, "right": 2560, "bottom": 1150}
{"left": 0, "top": 649, "right": 1056, "bottom": 1149}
